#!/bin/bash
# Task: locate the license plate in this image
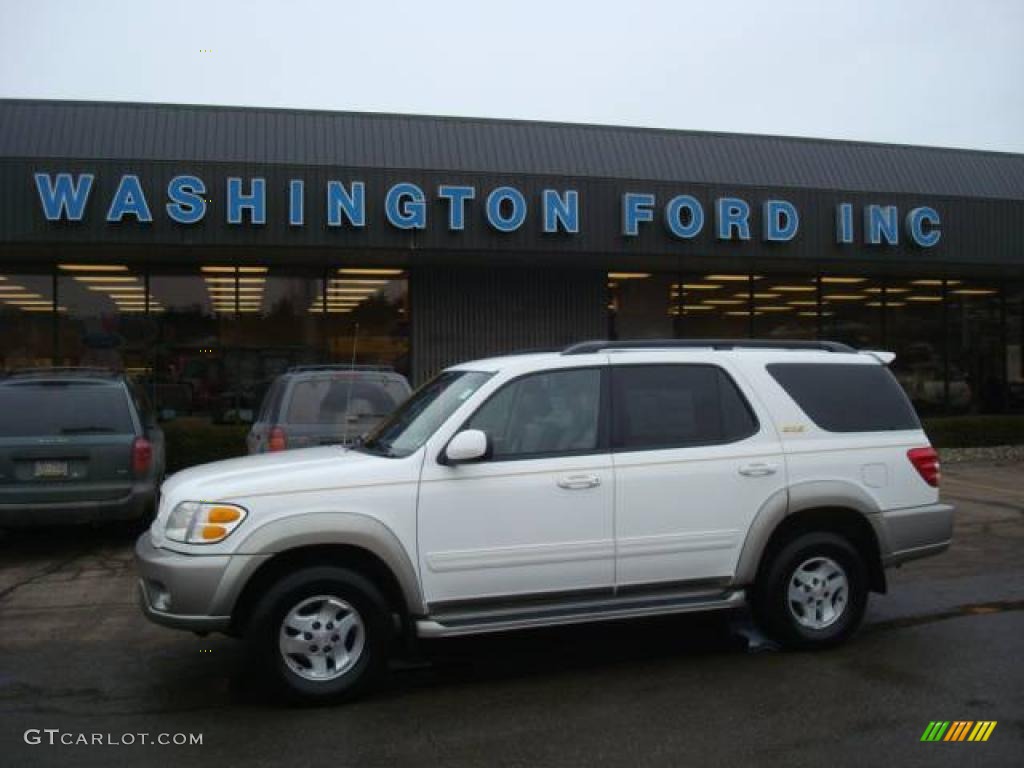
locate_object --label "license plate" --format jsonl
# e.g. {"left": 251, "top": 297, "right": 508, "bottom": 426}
{"left": 34, "top": 460, "right": 69, "bottom": 478}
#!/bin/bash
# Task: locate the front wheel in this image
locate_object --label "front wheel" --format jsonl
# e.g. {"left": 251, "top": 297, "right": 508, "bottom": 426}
{"left": 752, "top": 532, "right": 868, "bottom": 649}
{"left": 245, "top": 566, "right": 393, "bottom": 703}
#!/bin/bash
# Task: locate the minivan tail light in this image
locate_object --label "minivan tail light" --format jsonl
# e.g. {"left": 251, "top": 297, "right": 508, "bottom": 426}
{"left": 907, "top": 447, "right": 940, "bottom": 487}
{"left": 132, "top": 437, "right": 153, "bottom": 476}
{"left": 267, "top": 426, "right": 287, "bottom": 452}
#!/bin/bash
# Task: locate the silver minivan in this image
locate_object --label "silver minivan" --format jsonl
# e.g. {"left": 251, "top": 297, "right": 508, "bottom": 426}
{"left": 246, "top": 366, "right": 411, "bottom": 454}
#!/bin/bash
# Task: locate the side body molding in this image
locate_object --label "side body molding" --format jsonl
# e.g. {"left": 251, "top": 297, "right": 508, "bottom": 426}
{"left": 732, "top": 480, "right": 882, "bottom": 586}
{"left": 213, "top": 512, "right": 426, "bottom": 616}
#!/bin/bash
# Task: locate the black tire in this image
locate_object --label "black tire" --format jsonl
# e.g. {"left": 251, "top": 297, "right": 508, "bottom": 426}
{"left": 751, "top": 532, "right": 868, "bottom": 650}
{"left": 245, "top": 566, "right": 393, "bottom": 704}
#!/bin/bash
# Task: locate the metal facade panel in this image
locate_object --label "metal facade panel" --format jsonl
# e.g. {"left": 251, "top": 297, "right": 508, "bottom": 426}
{"left": 2, "top": 99, "right": 1023, "bottom": 199}
{"left": 409, "top": 267, "right": 607, "bottom": 383}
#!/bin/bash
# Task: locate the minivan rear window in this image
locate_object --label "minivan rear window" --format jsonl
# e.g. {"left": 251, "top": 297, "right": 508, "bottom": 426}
{"left": 0, "top": 382, "right": 135, "bottom": 437}
{"left": 766, "top": 363, "right": 921, "bottom": 432}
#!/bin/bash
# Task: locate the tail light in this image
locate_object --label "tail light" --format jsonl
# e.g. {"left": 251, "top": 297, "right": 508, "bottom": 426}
{"left": 907, "top": 446, "right": 940, "bottom": 487}
{"left": 267, "top": 426, "right": 287, "bottom": 452}
{"left": 132, "top": 437, "right": 153, "bottom": 476}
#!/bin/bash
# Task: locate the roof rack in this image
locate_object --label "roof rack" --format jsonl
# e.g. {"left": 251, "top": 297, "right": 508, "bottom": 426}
{"left": 2, "top": 366, "right": 119, "bottom": 378}
{"left": 287, "top": 364, "right": 396, "bottom": 374}
{"left": 561, "top": 339, "right": 856, "bottom": 355}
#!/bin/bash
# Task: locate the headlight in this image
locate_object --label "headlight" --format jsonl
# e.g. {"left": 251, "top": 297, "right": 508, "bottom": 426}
{"left": 165, "top": 501, "right": 248, "bottom": 544}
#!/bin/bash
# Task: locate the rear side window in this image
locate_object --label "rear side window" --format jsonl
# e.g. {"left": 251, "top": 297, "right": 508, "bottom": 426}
{"left": 259, "top": 379, "right": 286, "bottom": 422}
{"left": 611, "top": 365, "right": 758, "bottom": 451}
{"left": 767, "top": 363, "right": 921, "bottom": 432}
{"left": 284, "top": 376, "right": 404, "bottom": 425}
{"left": 0, "top": 382, "right": 135, "bottom": 437}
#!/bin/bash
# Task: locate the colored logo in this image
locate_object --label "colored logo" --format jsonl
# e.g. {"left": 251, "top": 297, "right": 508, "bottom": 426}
{"left": 921, "top": 721, "right": 997, "bottom": 742}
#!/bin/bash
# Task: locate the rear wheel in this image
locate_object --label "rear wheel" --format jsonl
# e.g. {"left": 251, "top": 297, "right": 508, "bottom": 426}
{"left": 245, "top": 566, "right": 392, "bottom": 703}
{"left": 752, "top": 532, "right": 868, "bottom": 649}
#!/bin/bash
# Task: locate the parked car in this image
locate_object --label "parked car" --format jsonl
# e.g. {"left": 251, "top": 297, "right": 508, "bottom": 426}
{"left": 246, "top": 365, "right": 412, "bottom": 454}
{"left": 0, "top": 368, "right": 165, "bottom": 526}
{"left": 137, "top": 340, "right": 952, "bottom": 703}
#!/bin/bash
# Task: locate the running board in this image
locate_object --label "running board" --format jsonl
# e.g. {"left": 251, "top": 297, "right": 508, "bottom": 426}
{"left": 416, "top": 588, "right": 746, "bottom": 638}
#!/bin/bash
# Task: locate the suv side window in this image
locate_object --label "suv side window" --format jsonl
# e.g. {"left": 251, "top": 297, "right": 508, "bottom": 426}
{"left": 611, "top": 364, "right": 758, "bottom": 451}
{"left": 465, "top": 368, "right": 604, "bottom": 460}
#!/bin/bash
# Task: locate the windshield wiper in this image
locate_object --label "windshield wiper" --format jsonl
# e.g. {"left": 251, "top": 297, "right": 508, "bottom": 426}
{"left": 60, "top": 426, "right": 117, "bottom": 434}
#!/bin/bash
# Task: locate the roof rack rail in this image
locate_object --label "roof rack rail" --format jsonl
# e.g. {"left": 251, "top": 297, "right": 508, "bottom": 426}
{"left": 287, "top": 364, "right": 396, "bottom": 373}
{"left": 561, "top": 339, "right": 856, "bottom": 355}
{"left": 2, "top": 366, "right": 119, "bottom": 377}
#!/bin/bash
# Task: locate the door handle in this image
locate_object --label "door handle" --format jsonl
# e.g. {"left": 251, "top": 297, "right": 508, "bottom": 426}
{"left": 738, "top": 463, "right": 778, "bottom": 477}
{"left": 557, "top": 474, "right": 601, "bottom": 490}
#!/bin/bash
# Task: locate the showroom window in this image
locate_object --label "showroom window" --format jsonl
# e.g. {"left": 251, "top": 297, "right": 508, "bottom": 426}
{"left": 319, "top": 268, "right": 410, "bottom": 379}
{"left": 752, "top": 274, "right": 818, "bottom": 340}
{"left": 607, "top": 272, "right": 677, "bottom": 339}
{"left": 674, "top": 273, "right": 754, "bottom": 338}
{"left": 0, "top": 268, "right": 55, "bottom": 367}
{"left": 56, "top": 263, "right": 151, "bottom": 373}
{"left": 947, "top": 279, "right": 1004, "bottom": 413}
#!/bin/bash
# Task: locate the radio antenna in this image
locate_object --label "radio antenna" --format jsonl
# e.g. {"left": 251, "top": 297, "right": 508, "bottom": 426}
{"left": 341, "top": 323, "right": 359, "bottom": 447}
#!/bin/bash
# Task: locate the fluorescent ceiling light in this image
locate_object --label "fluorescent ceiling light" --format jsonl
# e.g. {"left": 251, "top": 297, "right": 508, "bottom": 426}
{"left": 906, "top": 295, "right": 942, "bottom": 302}
{"left": 681, "top": 305, "right": 714, "bottom": 311}
{"left": 705, "top": 274, "right": 754, "bottom": 281}
{"left": 912, "top": 279, "right": 959, "bottom": 286}
{"left": 73, "top": 280, "right": 139, "bottom": 286}
{"left": 702, "top": 299, "right": 744, "bottom": 305}
{"left": 338, "top": 268, "right": 404, "bottom": 275}
{"left": 951, "top": 288, "right": 997, "bottom": 295}
{"left": 823, "top": 294, "right": 867, "bottom": 300}
{"left": 59, "top": 264, "right": 128, "bottom": 272}
{"left": 787, "top": 301, "right": 818, "bottom": 306}
{"left": 679, "top": 283, "right": 722, "bottom": 290}
{"left": 820, "top": 277, "right": 867, "bottom": 284}
{"left": 770, "top": 285, "right": 816, "bottom": 292}
{"left": 607, "top": 272, "right": 651, "bottom": 279}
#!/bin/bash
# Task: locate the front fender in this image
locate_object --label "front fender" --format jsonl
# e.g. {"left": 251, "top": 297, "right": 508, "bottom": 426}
{"left": 211, "top": 511, "right": 425, "bottom": 616}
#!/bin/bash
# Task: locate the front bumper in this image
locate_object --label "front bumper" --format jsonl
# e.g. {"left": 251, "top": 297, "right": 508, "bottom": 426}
{"left": 135, "top": 533, "right": 268, "bottom": 634}
{"left": 874, "top": 502, "right": 954, "bottom": 566}
{"left": 0, "top": 484, "right": 155, "bottom": 527}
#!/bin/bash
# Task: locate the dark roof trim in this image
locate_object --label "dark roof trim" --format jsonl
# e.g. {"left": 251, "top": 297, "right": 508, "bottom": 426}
{"left": 2, "top": 99, "right": 1022, "bottom": 200}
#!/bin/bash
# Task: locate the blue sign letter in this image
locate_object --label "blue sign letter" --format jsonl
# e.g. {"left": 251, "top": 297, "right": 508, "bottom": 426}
{"left": 835, "top": 203, "right": 854, "bottom": 244}
{"left": 865, "top": 204, "right": 898, "bottom": 245}
{"left": 34, "top": 172, "right": 94, "bottom": 221}
{"left": 542, "top": 189, "right": 579, "bottom": 234}
{"left": 763, "top": 200, "right": 798, "bottom": 241}
{"left": 438, "top": 185, "right": 475, "bottom": 230}
{"left": 106, "top": 174, "right": 152, "bottom": 223}
{"left": 166, "top": 175, "right": 206, "bottom": 224}
{"left": 486, "top": 187, "right": 527, "bottom": 232}
{"left": 665, "top": 195, "right": 704, "bottom": 239}
{"left": 326, "top": 181, "right": 366, "bottom": 228}
{"left": 289, "top": 179, "right": 304, "bottom": 226}
{"left": 905, "top": 206, "right": 941, "bottom": 247}
{"left": 622, "top": 193, "right": 655, "bottom": 236}
{"left": 716, "top": 197, "right": 751, "bottom": 240}
{"left": 227, "top": 177, "right": 266, "bottom": 225}
{"left": 386, "top": 183, "right": 427, "bottom": 230}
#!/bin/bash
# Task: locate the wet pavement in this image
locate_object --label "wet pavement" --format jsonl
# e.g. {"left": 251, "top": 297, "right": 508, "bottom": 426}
{"left": 0, "top": 461, "right": 1021, "bottom": 767}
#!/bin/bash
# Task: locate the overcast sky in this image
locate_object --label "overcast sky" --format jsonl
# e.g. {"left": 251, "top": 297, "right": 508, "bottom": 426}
{"left": 1, "top": 0, "right": 1021, "bottom": 153}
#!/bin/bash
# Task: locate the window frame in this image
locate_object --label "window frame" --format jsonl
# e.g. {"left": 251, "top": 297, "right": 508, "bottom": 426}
{"left": 443, "top": 365, "right": 611, "bottom": 464}
{"left": 609, "top": 363, "right": 761, "bottom": 453}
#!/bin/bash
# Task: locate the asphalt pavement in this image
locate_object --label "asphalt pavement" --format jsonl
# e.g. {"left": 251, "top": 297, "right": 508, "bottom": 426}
{"left": 0, "top": 461, "right": 1021, "bottom": 767}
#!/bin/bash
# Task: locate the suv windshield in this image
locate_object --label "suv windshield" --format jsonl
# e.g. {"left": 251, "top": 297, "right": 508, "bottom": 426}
{"left": 357, "top": 370, "right": 492, "bottom": 458}
{"left": 0, "top": 382, "right": 134, "bottom": 437}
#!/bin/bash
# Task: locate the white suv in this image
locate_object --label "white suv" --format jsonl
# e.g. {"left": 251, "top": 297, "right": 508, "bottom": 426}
{"left": 136, "top": 340, "right": 953, "bottom": 702}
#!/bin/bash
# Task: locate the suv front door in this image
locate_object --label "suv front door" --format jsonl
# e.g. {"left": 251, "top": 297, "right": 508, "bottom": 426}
{"left": 417, "top": 366, "right": 613, "bottom": 607}
{"left": 609, "top": 356, "right": 786, "bottom": 588}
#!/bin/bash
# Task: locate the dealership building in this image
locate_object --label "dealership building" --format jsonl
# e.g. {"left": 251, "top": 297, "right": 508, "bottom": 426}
{"left": 0, "top": 99, "right": 1022, "bottom": 419}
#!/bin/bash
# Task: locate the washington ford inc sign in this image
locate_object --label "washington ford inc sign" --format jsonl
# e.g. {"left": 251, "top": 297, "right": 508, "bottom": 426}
{"left": 32, "top": 172, "right": 942, "bottom": 247}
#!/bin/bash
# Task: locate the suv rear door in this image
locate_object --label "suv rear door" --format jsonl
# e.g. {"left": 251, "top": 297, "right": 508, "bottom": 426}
{"left": 0, "top": 380, "right": 139, "bottom": 505}
{"left": 609, "top": 354, "right": 786, "bottom": 588}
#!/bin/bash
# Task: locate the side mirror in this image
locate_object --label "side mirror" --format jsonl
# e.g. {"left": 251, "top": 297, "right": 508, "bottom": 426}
{"left": 444, "top": 429, "right": 490, "bottom": 464}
